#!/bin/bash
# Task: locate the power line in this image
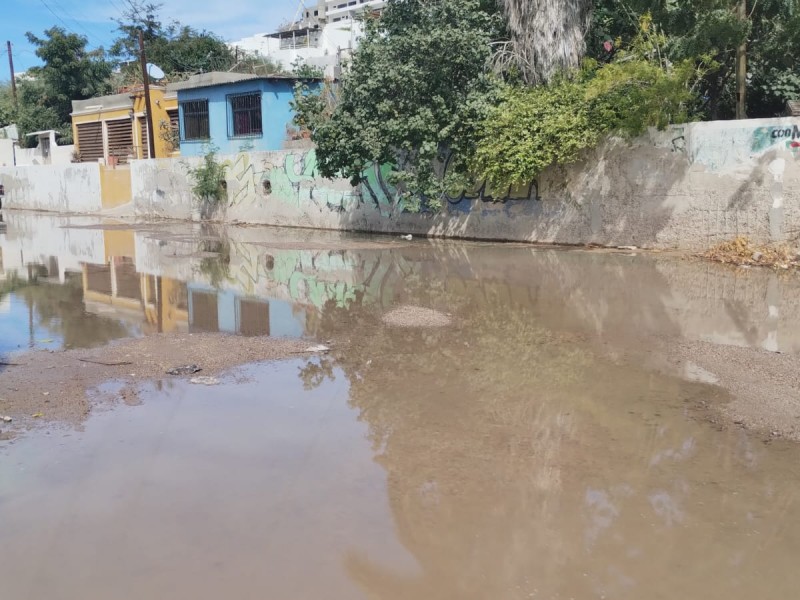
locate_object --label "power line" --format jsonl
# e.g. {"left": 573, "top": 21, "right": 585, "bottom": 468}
{"left": 49, "top": 0, "right": 116, "bottom": 46}
{"left": 36, "top": 0, "right": 103, "bottom": 50}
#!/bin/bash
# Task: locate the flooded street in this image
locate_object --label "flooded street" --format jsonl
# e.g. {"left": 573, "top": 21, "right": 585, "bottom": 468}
{"left": 2, "top": 211, "right": 800, "bottom": 599}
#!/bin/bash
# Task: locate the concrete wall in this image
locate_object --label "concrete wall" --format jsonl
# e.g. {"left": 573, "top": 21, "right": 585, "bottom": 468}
{"left": 15, "top": 143, "right": 74, "bottom": 166}
{"left": 129, "top": 116, "right": 800, "bottom": 249}
{"left": 0, "top": 139, "right": 14, "bottom": 167}
{"left": 0, "top": 162, "right": 103, "bottom": 213}
{"left": 5, "top": 116, "right": 800, "bottom": 250}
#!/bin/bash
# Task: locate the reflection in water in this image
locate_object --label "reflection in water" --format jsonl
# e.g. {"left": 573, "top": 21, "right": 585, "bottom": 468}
{"left": 2, "top": 211, "right": 800, "bottom": 354}
{"left": 1, "top": 213, "right": 800, "bottom": 599}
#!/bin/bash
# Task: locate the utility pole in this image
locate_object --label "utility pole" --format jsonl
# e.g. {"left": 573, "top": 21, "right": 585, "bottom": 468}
{"left": 138, "top": 30, "right": 157, "bottom": 159}
{"left": 735, "top": 0, "right": 747, "bottom": 120}
{"left": 6, "top": 41, "right": 17, "bottom": 109}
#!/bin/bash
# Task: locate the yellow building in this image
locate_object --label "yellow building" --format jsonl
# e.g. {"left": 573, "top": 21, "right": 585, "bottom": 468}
{"left": 70, "top": 86, "right": 179, "bottom": 163}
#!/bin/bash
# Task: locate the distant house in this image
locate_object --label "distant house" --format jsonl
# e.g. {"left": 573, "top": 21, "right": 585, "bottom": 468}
{"left": 71, "top": 86, "right": 179, "bottom": 164}
{"left": 168, "top": 72, "right": 320, "bottom": 157}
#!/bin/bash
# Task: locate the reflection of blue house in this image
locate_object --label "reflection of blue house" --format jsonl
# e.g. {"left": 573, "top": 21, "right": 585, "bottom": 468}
{"left": 169, "top": 72, "right": 319, "bottom": 157}
{"left": 186, "top": 284, "right": 306, "bottom": 338}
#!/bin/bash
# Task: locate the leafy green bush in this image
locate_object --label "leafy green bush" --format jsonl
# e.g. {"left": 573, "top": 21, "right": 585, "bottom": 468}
{"left": 473, "top": 15, "right": 709, "bottom": 189}
{"left": 187, "top": 151, "right": 228, "bottom": 205}
{"left": 473, "top": 80, "right": 600, "bottom": 188}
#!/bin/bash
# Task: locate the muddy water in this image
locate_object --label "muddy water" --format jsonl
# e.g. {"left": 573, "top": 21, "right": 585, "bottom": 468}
{"left": 2, "top": 212, "right": 800, "bottom": 599}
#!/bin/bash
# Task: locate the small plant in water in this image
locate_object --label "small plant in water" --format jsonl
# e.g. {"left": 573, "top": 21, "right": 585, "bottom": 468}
{"left": 187, "top": 151, "right": 228, "bottom": 215}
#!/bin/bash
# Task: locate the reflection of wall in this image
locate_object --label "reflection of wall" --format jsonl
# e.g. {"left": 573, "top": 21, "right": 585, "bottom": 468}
{"left": 0, "top": 212, "right": 106, "bottom": 281}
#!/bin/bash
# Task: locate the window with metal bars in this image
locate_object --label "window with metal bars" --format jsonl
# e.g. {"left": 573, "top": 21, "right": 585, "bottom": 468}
{"left": 227, "top": 92, "right": 262, "bottom": 138}
{"left": 181, "top": 100, "right": 209, "bottom": 141}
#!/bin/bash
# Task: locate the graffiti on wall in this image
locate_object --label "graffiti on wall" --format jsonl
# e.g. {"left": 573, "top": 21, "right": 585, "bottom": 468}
{"left": 227, "top": 150, "right": 359, "bottom": 212}
{"left": 751, "top": 124, "right": 800, "bottom": 156}
{"left": 360, "top": 153, "right": 539, "bottom": 217}
{"left": 150, "top": 148, "right": 540, "bottom": 219}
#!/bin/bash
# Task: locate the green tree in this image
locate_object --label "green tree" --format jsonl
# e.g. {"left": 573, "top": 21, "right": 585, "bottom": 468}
{"left": 14, "top": 80, "right": 65, "bottom": 145}
{"left": 293, "top": 0, "right": 502, "bottom": 210}
{"left": 474, "top": 16, "right": 706, "bottom": 188}
{"left": 587, "top": 0, "right": 800, "bottom": 119}
{"left": 111, "top": 1, "right": 235, "bottom": 78}
{"left": 25, "top": 27, "right": 111, "bottom": 134}
{"left": 0, "top": 83, "right": 14, "bottom": 128}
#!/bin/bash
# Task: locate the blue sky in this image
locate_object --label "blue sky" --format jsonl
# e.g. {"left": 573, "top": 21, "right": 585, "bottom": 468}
{"left": 1, "top": 0, "right": 299, "bottom": 75}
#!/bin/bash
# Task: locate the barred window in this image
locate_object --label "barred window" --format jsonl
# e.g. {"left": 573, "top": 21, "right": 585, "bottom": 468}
{"left": 181, "top": 100, "right": 209, "bottom": 141}
{"left": 228, "top": 92, "right": 262, "bottom": 138}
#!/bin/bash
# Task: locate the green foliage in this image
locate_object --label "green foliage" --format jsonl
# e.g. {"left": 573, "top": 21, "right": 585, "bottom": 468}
{"left": 293, "top": 0, "right": 502, "bottom": 211}
{"left": 290, "top": 58, "right": 324, "bottom": 79}
{"left": 587, "top": 0, "right": 800, "bottom": 119}
{"left": 187, "top": 151, "right": 228, "bottom": 205}
{"left": 473, "top": 80, "right": 599, "bottom": 188}
{"left": 585, "top": 15, "right": 710, "bottom": 135}
{"left": 21, "top": 27, "right": 112, "bottom": 145}
{"left": 474, "top": 15, "right": 707, "bottom": 188}
{"left": 14, "top": 80, "right": 68, "bottom": 147}
{"left": 111, "top": 1, "right": 234, "bottom": 78}
{"left": 0, "top": 84, "right": 15, "bottom": 128}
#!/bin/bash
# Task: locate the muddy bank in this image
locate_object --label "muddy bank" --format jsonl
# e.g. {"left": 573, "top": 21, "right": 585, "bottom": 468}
{"left": 0, "top": 333, "right": 310, "bottom": 438}
{"left": 623, "top": 339, "right": 800, "bottom": 441}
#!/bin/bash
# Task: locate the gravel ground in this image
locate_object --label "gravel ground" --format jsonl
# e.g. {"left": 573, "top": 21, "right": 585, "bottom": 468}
{"left": 0, "top": 333, "right": 310, "bottom": 439}
{"left": 664, "top": 340, "right": 800, "bottom": 441}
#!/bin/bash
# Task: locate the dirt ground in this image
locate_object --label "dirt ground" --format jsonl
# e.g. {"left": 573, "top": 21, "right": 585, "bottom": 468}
{"left": 651, "top": 340, "right": 800, "bottom": 441}
{"left": 0, "top": 333, "right": 312, "bottom": 439}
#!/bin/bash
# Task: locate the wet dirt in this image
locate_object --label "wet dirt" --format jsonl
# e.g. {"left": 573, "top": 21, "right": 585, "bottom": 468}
{"left": 0, "top": 332, "right": 309, "bottom": 437}
{"left": 2, "top": 212, "right": 800, "bottom": 598}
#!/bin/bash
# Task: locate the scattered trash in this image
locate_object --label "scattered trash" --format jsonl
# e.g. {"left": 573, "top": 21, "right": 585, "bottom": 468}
{"left": 38, "top": 339, "right": 54, "bottom": 344}
{"left": 617, "top": 245, "right": 638, "bottom": 251}
{"left": 31, "top": 413, "right": 44, "bottom": 418}
{"left": 2, "top": 416, "right": 11, "bottom": 423}
{"left": 166, "top": 364, "right": 202, "bottom": 375}
{"left": 42, "top": 392, "right": 49, "bottom": 396}
{"left": 190, "top": 376, "right": 220, "bottom": 386}
{"left": 400, "top": 234, "right": 413, "bottom": 241}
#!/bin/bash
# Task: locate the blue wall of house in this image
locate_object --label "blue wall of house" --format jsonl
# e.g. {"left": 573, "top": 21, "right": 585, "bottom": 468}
{"left": 177, "top": 79, "right": 305, "bottom": 157}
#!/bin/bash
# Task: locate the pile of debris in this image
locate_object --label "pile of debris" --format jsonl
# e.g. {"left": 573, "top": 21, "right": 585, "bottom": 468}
{"left": 702, "top": 237, "right": 800, "bottom": 269}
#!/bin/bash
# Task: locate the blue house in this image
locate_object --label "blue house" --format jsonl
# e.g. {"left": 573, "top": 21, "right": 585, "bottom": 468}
{"left": 169, "top": 72, "right": 319, "bottom": 157}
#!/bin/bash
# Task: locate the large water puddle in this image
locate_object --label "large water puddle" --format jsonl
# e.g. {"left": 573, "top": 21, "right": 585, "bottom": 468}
{"left": 2, "top": 212, "right": 800, "bottom": 599}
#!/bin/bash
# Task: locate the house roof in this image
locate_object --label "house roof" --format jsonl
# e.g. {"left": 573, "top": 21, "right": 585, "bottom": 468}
{"left": 25, "top": 130, "right": 60, "bottom": 137}
{"left": 70, "top": 86, "right": 169, "bottom": 116}
{"left": 167, "top": 71, "right": 320, "bottom": 92}
{"left": 787, "top": 100, "right": 800, "bottom": 117}
{"left": 71, "top": 92, "right": 133, "bottom": 115}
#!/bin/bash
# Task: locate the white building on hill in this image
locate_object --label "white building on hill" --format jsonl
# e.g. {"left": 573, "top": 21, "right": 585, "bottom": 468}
{"left": 229, "top": 0, "right": 386, "bottom": 78}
